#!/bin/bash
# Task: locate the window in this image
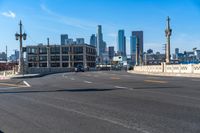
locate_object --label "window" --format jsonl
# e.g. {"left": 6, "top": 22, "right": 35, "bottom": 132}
{"left": 28, "top": 56, "right": 37, "bottom": 61}
{"left": 62, "top": 56, "right": 69, "bottom": 61}
{"left": 39, "top": 63, "right": 47, "bottom": 67}
{"left": 39, "top": 56, "right": 47, "bottom": 61}
{"left": 51, "top": 46, "right": 60, "bottom": 54}
{"left": 74, "top": 47, "right": 83, "bottom": 54}
{"left": 39, "top": 47, "right": 47, "bottom": 54}
{"left": 62, "top": 63, "right": 68, "bottom": 67}
{"left": 28, "top": 48, "right": 37, "bottom": 54}
{"left": 51, "top": 63, "right": 60, "bottom": 67}
{"left": 51, "top": 56, "right": 60, "bottom": 61}
{"left": 74, "top": 55, "right": 83, "bottom": 61}
{"left": 62, "top": 47, "right": 69, "bottom": 54}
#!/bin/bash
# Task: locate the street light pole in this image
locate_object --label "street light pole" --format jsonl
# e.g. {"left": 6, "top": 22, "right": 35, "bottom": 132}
{"left": 15, "top": 20, "right": 27, "bottom": 75}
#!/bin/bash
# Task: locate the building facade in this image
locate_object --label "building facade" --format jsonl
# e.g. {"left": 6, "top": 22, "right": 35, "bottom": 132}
{"left": 108, "top": 46, "right": 115, "bottom": 60}
{"left": 118, "top": 30, "right": 126, "bottom": 57}
{"left": 26, "top": 44, "right": 96, "bottom": 68}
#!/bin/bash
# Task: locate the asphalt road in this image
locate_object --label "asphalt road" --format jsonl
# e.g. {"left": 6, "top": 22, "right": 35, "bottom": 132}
{"left": 0, "top": 71, "right": 200, "bottom": 133}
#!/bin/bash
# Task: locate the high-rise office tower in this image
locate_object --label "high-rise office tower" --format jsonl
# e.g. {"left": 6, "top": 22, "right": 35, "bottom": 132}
{"left": 61, "top": 34, "right": 68, "bottom": 45}
{"left": 76, "top": 38, "right": 85, "bottom": 44}
{"left": 90, "top": 34, "right": 97, "bottom": 47}
{"left": 118, "top": 30, "right": 126, "bottom": 57}
{"left": 130, "top": 36, "right": 137, "bottom": 64}
{"left": 108, "top": 46, "right": 115, "bottom": 60}
{"left": 175, "top": 48, "right": 179, "bottom": 59}
{"left": 97, "top": 25, "right": 103, "bottom": 56}
{"left": 132, "top": 31, "right": 143, "bottom": 65}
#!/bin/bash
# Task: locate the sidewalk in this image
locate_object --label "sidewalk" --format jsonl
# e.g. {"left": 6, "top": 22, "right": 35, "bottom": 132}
{"left": 11, "top": 74, "right": 41, "bottom": 79}
{"left": 128, "top": 71, "right": 200, "bottom": 78}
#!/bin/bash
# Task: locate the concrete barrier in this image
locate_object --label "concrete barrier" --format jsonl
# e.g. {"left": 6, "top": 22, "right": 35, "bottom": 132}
{"left": 26, "top": 67, "right": 74, "bottom": 75}
{"left": 0, "top": 70, "right": 15, "bottom": 78}
{"left": 134, "top": 64, "right": 200, "bottom": 74}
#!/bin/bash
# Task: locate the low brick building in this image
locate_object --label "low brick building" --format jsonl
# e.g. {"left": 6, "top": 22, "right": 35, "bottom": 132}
{"left": 25, "top": 44, "right": 96, "bottom": 69}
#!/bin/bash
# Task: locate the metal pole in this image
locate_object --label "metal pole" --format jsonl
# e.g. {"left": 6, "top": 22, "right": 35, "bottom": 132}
{"left": 47, "top": 38, "right": 50, "bottom": 68}
{"left": 19, "top": 20, "right": 23, "bottom": 75}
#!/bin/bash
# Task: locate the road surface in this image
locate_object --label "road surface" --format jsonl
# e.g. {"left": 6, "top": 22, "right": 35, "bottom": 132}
{"left": 0, "top": 71, "right": 200, "bottom": 133}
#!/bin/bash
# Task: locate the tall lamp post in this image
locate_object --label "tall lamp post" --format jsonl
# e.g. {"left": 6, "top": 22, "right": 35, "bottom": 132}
{"left": 165, "top": 16, "right": 172, "bottom": 64}
{"left": 15, "top": 20, "right": 27, "bottom": 75}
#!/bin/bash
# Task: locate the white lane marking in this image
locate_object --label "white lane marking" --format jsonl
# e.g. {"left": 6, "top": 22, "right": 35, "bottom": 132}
{"left": 70, "top": 78, "right": 75, "bottom": 80}
{"left": 191, "top": 79, "right": 200, "bottom": 82}
{"left": 23, "top": 81, "right": 31, "bottom": 87}
{"left": 115, "top": 86, "right": 127, "bottom": 89}
{"left": 84, "top": 81, "right": 92, "bottom": 84}
{"left": 114, "top": 86, "right": 133, "bottom": 90}
{"left": 122, "top": 75, "right": 132, "bottom": 77}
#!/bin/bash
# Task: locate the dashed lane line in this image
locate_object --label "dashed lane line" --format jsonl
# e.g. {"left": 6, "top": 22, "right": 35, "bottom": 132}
{"left": 144, "top": 80, "right": 168, "bottom": 84}
{"left": 70, "top": 78, "right": 75, "bottom": 80}
{"left": 114, "top": 86, "right": 133, "bottom": 90}
{"left": 84, "top": 81, "right": 92, "bottom": 84}
{"left": 110, "top": 77, "right": 121, "bottom": 80}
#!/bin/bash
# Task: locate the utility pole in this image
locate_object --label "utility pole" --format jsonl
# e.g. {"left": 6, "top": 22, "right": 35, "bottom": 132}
{"left": 68, "top": 45, "right": 71, "bottom": 68}
{"left": 47, "top": 38, "right": 50, "bottom": 68}
{"left": 6, "top": 45, "right": 7, "bottom": 64}
{"left": 165, "top": 16, "right": 172, "bottom": 64}
{"left": 15, "top": 20, "right": 27, "bottom": 75}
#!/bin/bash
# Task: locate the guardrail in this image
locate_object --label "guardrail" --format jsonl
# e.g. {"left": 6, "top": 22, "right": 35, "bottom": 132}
{"left": 134, "top": 63, "right": 200, "bottom": 74}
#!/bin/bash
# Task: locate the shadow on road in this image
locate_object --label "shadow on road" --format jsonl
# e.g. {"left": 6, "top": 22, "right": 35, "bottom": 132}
{"left": 0, "top": 130, "right": 4, "bottom": 133}
{"left": 0, "top": 88, "right": 117, "bottom": 95}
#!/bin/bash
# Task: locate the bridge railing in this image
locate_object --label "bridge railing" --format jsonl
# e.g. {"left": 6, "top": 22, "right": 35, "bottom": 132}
{"left": 0, "top": 70, "right": 15, "bottom": 77}
{"left": 134, "top": 63, "right": 200, "bottom": 74}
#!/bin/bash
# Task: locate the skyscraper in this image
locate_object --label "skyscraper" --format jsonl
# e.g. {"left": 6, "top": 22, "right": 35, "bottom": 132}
{"left": 97, "top": 25, "right": 103, "bottom": 56}
{"left": 61, "top": 34, "right": 68, "bottom": 45}
{"left": 175, "top": 48, "right": 179, "bottom": 59}
{"left": 130, "top": 36, "right": 137, "bottom": 64}
{"left": 76, "top": 38, "right": 85, "bottom": 44}
{"left": 118, "top": 30, "right": 126, "bottom": 57}
{"left": 108, "top": 46, "right": 115, "bottom": 60}
{"left": 90, "top": 34, "right": 96, "bottom": 47}
{"left": 132, "top": 31, "right": 143, "bottom": 65}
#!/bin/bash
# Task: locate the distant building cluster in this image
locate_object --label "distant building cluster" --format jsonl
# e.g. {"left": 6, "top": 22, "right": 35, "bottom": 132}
{"left": 172, "top": 48, "right": 200, "bottom": 64}
{"left": 61, "top": 34, "right": 85, "bottom": 45}
{"left": 3, "top": 17, "right": 199, "bottom": 73}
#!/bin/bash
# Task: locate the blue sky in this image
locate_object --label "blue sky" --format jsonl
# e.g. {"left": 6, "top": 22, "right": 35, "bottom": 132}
{"left": 0, "top": 0, "right": 200, "bottom": 56}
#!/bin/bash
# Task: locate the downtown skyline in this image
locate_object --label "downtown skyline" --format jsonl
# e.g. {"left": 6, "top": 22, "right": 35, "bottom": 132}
{"left": 1, "top": 0, "right": 200, "bottom": 56}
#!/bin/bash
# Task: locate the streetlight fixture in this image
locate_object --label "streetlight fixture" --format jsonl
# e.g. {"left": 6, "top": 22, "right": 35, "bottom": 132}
{"left": 15, "top": 20, "right": 27, "bottom": 75}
